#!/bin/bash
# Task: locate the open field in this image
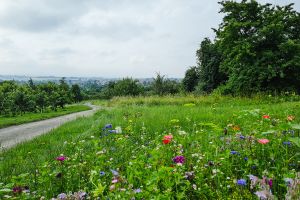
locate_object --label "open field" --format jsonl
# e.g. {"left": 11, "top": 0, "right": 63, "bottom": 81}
{"left": 0, "top": 105, "right": 91, "bottom": 129}
{"left": 0, "top": 96, "right": 300, "bottom": 199}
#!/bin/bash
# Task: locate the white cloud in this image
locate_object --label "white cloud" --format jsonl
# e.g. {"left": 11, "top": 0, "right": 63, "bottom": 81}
{"left": 0, "top": 0, "right": 298, "bottom": 78}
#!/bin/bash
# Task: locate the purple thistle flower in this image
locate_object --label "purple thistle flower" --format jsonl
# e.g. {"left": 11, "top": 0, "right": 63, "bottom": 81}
{"left": 173, "top": 155, "right": 185, "bottom": 164}
{"left": 237, "top": 179, "right": 247, "bottom": 186}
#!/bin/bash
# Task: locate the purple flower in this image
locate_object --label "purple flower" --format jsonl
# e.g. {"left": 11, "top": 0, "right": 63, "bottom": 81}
{"left": 237, "top": 179, "right": 246, "bottom": 186}
{"left": 244, "top": 157, "right": 248, "bottom": 161}
{"left": 57, "top": 193, "right": 67, "bottom": 199}
{"left": 12, "top": 186, "right": 23, "bottom": 193}
{"left": 134, "top": 188, "right": 142, "bottom": 193}
{"left": 56, "top": 156, "right": 66, "bottom": 162}
{"left": 268, "top": 179, "right": 273, "bottom": 188}
{"left": 111, "top": 169, "right": 119, "bottom": 176}
{"left": 239, "top": 135, "right": 246, "bottom": 139}
{"left": 173, "top": 155, "right": 185, "bottom": 164}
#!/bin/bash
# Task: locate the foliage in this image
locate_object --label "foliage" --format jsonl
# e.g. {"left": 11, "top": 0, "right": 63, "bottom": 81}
{"left": 0, "top": 79, "right": 84, "bottom": 116}
{"left": 182, "top": 66, "right": 199, "bottom": 92}
{"left": 151, "top": 73, "right": 180, "bottom": 95}
{"left": 196, "top": 38, "right": 227, "bottom": 93}
{"left": 216, "top": 0, "right": 300, "bottom": 94}
{"left": 184, "top": 0, "right": 300, "bottom": 95}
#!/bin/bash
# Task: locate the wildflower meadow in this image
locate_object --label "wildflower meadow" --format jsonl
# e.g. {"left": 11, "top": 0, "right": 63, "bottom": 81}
{"left": 0, "top": 96, "right": 300, "bottom": 199}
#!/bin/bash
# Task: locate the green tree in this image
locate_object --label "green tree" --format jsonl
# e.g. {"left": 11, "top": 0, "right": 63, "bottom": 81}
{"left": 114, "top": 78, "right": 144, "bottom": 96}
{"left": 71, "top": 84, "right": 83, "bottom": 102}
{"left": 182, "top": 66, "right": 199, "bottom": 92}
{"left": 216, "top": 0, "right": 300, "bottom": 94}
{"left": 196, "top": 38, "right": 227, "bottom": 93}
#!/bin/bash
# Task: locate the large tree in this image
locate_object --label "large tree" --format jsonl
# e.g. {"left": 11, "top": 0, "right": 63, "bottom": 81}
{"left": 196, "top": 38, "right": 227, "bottom": 93}
{"left": 216, "top": 0, "right": 300, "bottom": 94}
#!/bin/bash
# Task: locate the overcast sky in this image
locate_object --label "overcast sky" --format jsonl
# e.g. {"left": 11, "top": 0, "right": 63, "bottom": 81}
{"left": 0, "top": 0, "right": 299, "bottom": 78}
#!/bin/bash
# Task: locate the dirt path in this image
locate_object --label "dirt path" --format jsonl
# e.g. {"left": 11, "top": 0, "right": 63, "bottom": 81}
{"left": 0, "top": 103, "right": 100, "bottom": 149}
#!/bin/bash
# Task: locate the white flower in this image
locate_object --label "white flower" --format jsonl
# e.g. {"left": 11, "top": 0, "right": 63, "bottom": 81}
{"left": 115, "top": 126, "right": 122, "bottom": 134}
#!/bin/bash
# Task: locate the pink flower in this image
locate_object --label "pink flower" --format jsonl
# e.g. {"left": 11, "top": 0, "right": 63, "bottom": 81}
{"left": 258, "top": 139, "right": 270, "bottom": 144}
{"left": 287, "top": 115, "right": 295, "bottom": 121}
{"left": 56, "top": 156, "right": 66, "bottom": 162}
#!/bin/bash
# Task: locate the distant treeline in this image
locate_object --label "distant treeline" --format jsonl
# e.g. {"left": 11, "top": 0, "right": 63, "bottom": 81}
{"left": 0, "top": 78, "right": 83, "bottom": 116}
{"left": 182, "top": 0, "right": 300, "bottom": 95}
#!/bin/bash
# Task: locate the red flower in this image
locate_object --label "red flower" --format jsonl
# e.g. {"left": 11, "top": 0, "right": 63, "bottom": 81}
{"left": 262, "top": 115, "right": 270, "bottom": 119}
{"left": 162, "top": 134, "right": 173, "bottom": 144}
{"left": 163, "top": 139, "right": 171, "bottom": 144}
{"left": 258, "top": 139, "right": 270, "bottom": 144}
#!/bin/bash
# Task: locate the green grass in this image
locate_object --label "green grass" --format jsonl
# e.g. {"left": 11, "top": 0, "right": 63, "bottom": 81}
{"left": 0, "top": 104, "right": 91, "bottom": 129}
{"left": 0, "top": 96, "right": 300, "bottom": 199}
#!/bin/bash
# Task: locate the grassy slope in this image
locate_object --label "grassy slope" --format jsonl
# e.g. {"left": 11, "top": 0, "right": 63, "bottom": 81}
{"left": 0, "top": 104, "right": 91, "bottom": 129}
{"left": 0, "top": 96, "right": 299, "bottom": 198}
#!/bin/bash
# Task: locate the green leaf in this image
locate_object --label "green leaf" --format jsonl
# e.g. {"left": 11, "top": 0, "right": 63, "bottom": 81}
{"left": 291, "top": 124, "right": 300, "bottom": 130}
{"left": 289, "top": 137, "right": 300, "bottom": 148}
{"left": 0, "top": 188, "right": 12, "bottom": 193}
{"left": 261, "top": 130, "right": 276, "bottom": 135}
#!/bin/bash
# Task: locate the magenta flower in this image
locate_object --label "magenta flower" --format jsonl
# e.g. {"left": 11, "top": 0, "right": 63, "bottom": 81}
{"left": 173, "top": 155, "right": 185, "bottom": 164}
{"left": 56, "top": 156, "right": 66, "bottom": 162}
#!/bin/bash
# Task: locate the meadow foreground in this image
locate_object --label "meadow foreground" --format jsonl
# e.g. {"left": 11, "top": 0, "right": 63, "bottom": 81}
{"left": 0, "top": 96, "right": 299, "bottom": 199}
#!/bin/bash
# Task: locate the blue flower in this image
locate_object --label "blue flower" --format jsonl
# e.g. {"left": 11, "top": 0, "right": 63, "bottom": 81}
{"left": 283, "top": 141, "right": 292, "bottom": 146}
{"left": 104, "top": 124, "right": 113, "bottom": 129}
{"left": 100, "top": 171, "right": 105, "bottom": 176}
{"left": 109, "top": 130, "right": 117, "bottom": 133}
{"left": 111, "top": 169, "right": 119, "bottom": 176}
{"left": 230, "top": 151, "right": 238, "bottom": 155}
{"left": 244, "top": 157, "right": 248, "bottom": 161}
{"left": 237, "top": 179, "right": 246, "bottom": 186}
{"left": 239, "top": 135, "right": 246, "bottom": 139}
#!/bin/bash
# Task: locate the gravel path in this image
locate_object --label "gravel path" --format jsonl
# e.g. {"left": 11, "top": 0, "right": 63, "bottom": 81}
{"left": 0, "top": 104, "right": 100, "bottom": 149}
